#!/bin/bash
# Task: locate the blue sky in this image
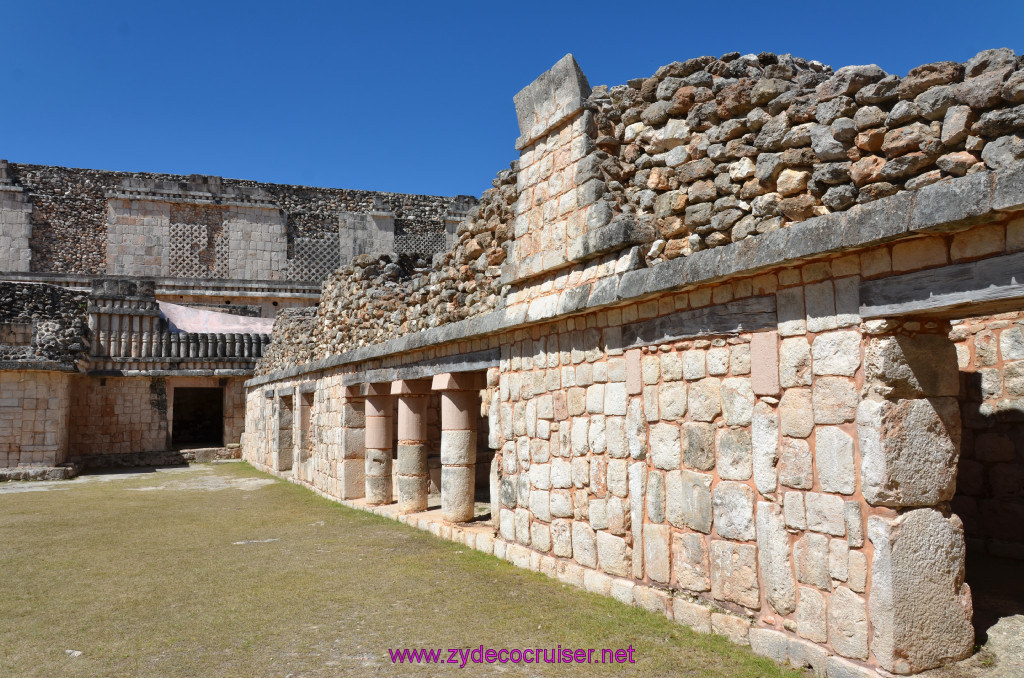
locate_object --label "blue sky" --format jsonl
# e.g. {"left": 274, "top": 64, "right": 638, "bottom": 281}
{"left": 3, "top": 1, "right": 1022, "bottom": 197}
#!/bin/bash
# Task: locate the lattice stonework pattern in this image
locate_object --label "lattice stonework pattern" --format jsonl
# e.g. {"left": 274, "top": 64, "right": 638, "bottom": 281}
{"left": 168, "top": 204, "right": 229, "bottom": 279}
{"left": 395, "top": 231, "right": 447, "bottom": 256}
{"left": 284, "top": 235, "right": 340, "bottom": 282}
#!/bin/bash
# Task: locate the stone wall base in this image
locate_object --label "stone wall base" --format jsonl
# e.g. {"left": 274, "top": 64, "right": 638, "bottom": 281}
{"left": 252, "top": 458, "right": 880, "bottom": 678}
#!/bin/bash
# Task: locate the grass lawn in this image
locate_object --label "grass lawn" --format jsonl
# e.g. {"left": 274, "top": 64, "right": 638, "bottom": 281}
{"left": 0, "top": 463, "right": 802, "bottom": 677}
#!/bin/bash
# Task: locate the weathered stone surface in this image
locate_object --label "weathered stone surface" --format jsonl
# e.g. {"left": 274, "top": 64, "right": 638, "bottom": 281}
{"left": 864, "top": 334, "right": 959, "bottom": 399}
{"left": 752, "top": 401, "right": 779, "bottom": 495}
{"left": 815, "top": 426, "right": 856, "bottom": 495}
{"left": 784, "top": 491, "right": 807, "bottom": 530}
{"left": 858, "top": 397, "right": 961, "bottom": 507}
{"left": 650, "top": 422, "right": 681, "bottom": 470}
{"left": 779, "top": 388, "right": 814, "bottom": 437}
{"left": 712, "top": 481, "right": 756, "bottom": 541}
{"left": 778, "top": 437, "right": 813, "bottom": 489}
{"left": 868, "top": 509, "right": 974, "bottom": 673}
{"left": 672, "top": 531, "right": 711, "bottom": 592}
{"left": 811, "top": 331, "right": 861, "bottom": 376}
{"left": 688, "top": 377, "right": 722, "bottom": 421}
{"left": 812, "top": 376, "right": 858, "bottom": 425}
{"left": 659, "top": 381, "right": 687, "bottom": 419}
{"left": 806, "top": 492, "right": 846, "bottom": 536}
{"left": 663, "top": 471, "right": 712, "bottom": 532}
{"left": 749, "top": 627, "right": 790, "bottom": 664}
{"left": 673, "top": 597, "right": 712, "bottom": 633}
{"left": 795, "top": 532, "right": 831, "bottom": 591}
{"left": 681, "top": 421, "right": 715, "bottom": 470}
{"left": 595, "top": 531, "right": 631, "bottom": 577}
{"left": 572, "top": 521, "right": 598, "bottom": 568}
{"left": 645, "top": 523, "right": 671, "bottom": 583}
{"left": 828, "top": 586, "right": 869, "bottom": 660}
{"left": 797, "top": 586, "right": 827, "bottom": 642}
{"left": 721, "top": 378, "right": 754, "bottom": 426}
{"left": 710, "top": 540, "right": 760, "bottom": 609}
{"left": 757, "top": 501, "right": 797, "bottom": 615}
{"left": 717, "top": 427, "right": 752, "bottom": 480}
{"left": 779, "top": 337, "right": 812, "bottom": 388}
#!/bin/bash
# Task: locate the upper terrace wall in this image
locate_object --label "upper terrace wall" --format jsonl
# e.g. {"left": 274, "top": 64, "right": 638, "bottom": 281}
{"left": 246, "top": 47, "right": 1024, "bottom": 677}
{"left": 0, "top": 161, "right": 472, "bottom": 282}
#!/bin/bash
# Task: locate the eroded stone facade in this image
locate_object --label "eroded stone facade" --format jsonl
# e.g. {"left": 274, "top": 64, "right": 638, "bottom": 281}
{"left": 244, "top": 50, "right": 1024, "bottom": 677}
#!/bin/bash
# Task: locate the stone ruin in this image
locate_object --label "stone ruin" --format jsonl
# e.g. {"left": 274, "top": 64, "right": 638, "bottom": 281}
{"left": 0, "top": 163, "right": 465, "bottom": 472}
{"left": 241, "top": 49, "right": 1024, "bottom": 676}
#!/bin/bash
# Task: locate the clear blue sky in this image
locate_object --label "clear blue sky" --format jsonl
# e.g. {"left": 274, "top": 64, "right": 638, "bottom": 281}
{"left": 3, "top": 1, "right": 1022, "bottom": 197}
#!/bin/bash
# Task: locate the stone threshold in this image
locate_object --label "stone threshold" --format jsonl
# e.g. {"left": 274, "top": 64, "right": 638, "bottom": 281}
{"left": 0, "top": 465, "right": 78, "bottom": 482}
{"left": 278, "top": 470, "right": 880, "bottom": 678}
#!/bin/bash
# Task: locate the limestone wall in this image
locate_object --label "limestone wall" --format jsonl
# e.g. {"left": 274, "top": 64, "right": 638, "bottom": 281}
{"left": 0, "top": 371, "right": 72, "bottom": 467}
{"left": 0, "top": 282, "right": 88, "bottom": 366}
{"left": 242, "top": 49, "right": 1024, "bottom": 676}
{"left": 0, "top": 162, "right": 468, "bottom": 280}
{"left": 69, "top": 376, "right": 170, "bottom": 456}
{"left": 952, "top": 311, "right": 1024, "bottom": 559}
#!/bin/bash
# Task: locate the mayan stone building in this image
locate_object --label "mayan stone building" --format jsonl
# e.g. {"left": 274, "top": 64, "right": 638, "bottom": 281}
{"left": 243, "top": 50, "right": 1024, "bottom": 675}
{"left": 0, "top": 161, "right": 471, "bottom": 471}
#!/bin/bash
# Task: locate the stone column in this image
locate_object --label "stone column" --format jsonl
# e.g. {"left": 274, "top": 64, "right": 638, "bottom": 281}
{"left": 432, "top": 372, "right": 485, "bottom": 523}
{"left": 337, "top": 385, "right": 366, "bottom": 500}
{"left": 858, "top": 324, "right": 972, "bottom": 672}
{"left": 363, "top": 382, "right": 393, "bottom": 505}
{"left": 392, "top": 379, "right": 431, "bottom": 514}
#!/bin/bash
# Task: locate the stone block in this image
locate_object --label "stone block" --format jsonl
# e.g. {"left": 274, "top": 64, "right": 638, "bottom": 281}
{"left": 721, "top": 378, "right": 754, "bottom": 426}
{"left": 780, "top": 337, "right": 812, "bottom": 388}
{"left": 672, "top": 532, "right": 711, "bottom": 592}
{"left": 650, "top": 422, "right": 681, "bottom": 470}
{"left": 806, "top": 492, "right": 846, "bottom": 536}
{"left": 812, "top": 377, "right": 858, "bottom": 425}
{"left": 784, "top": 491, "right": 807, "bottom": 530}
{"left": 868, "top": 509, "right": 973, "bottom": 673}
{"left": 716, "top": 427, "right": 752, "bottom": 480}
{"left": 749, "top": 627, "right": 790, "bottom": 664}
{"left": 864, "top": 334, "right": 959, "bottom": 399}
{"left": 829, "top": 538, "right": 850, "bottom": 581}
{"left": 659, "top": 381, "right": 687, "bottom": 419}
{"left": 440, "top": 430, "right": 477, "bottom": 465}
{"left": 811, "top": 331, "right": 861, "bottom": 376}
{"left": 688, "top": 378, "right": 722, "bottom": 422}
{"left": 780, "top": 388, "right": 814, "bottom": 437}
{"left": 673, "top": 597, "right": 712, "bottom": 633}
{"left": 757, "top": 501, "right": 797, "bottom": 615}
{"left": 712, "top": 481, "right": 756, "bottom": 541}
{"left": 795, "top": 532, "right": 831, "bottom": 591}
{"left": 779, "top": 437, "right": 813, "bottom": 489}
{"left": 858, "top": 397, "right": 961, "bottom": 507}
{"left": 752, "top": 401, "right": 779, "bottom": 494}
{"left": 750, "top": 332, "right": 780, "bottom": 395}
{"left": 681, "top": 421, "right": 715, "bottom": 470}
{"left": 797, "top": 586, "right": 828, "bottom": 642}
{"left": 828, "top": 586, "right": 868, "bottom": 660}
{"left": 666, "top": 469, "right": 713, "bottom": 533}
{"left": 552, "top": 518, "right": 573, "bottom": 557}
{"left": 596, "top": 531, "right": 631, "bottom": 577}
{"left": 711, "top": 613, "right": 750, "bottom": 645}
{"left": 644, "top": 523, "right": 671, "bottom": 583}
{"left": 572, "top": 521, "right": 598, "bottom": 568}
{"left": 710, "top": 541, "right": 760, "bottom": 609}
{"left": 815, "top": 426, "right": 856, "bottom": 495}
{"left": 788, "top": 636, "right": 828, "bottom": 675}
{"left": 777, "top": 287, "right": 806, "bottom": 336}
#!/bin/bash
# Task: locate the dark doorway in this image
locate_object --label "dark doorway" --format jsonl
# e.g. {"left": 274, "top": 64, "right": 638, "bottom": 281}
{"left": 172, "top": 387, "right": 224, "bottom": 448}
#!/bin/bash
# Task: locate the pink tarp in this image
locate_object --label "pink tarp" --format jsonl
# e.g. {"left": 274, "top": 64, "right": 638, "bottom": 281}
{"left": 157, "top": 301, "right": 276, "bottom": 334}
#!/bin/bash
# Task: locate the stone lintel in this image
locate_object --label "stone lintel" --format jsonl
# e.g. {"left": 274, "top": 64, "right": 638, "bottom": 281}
{"left": 391, "top": 378, "right": 432, "bottom": 395}
{"left": 431, "top": 371, "right": 486, "bottom": 391}
{"left": 364, "top": 382, "right": 392, "bottom": 397}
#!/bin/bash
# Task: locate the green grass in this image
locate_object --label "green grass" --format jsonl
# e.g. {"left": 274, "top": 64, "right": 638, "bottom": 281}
{"left": 0, "top": 463, "right": 802, "bottom": 677}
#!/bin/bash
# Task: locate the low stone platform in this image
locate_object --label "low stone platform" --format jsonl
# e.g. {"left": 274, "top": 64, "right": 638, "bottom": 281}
{"left": 0, "top": 466, "right": 78, "bottom": 482}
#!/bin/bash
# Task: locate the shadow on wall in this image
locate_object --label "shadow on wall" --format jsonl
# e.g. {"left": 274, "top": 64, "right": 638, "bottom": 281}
{"left": 955, "top": 370, "right": 1024, "bottom": 644}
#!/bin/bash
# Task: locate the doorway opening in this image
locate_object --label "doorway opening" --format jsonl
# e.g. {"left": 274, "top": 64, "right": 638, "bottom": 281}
{"left": 172, "top": 387, "right": 223, "bottom": 448}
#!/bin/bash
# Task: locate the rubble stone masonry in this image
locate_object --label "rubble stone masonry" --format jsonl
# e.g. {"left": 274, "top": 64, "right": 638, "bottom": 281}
{"left": 232, "top": 48, "right": 1024, "bottom": 675}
